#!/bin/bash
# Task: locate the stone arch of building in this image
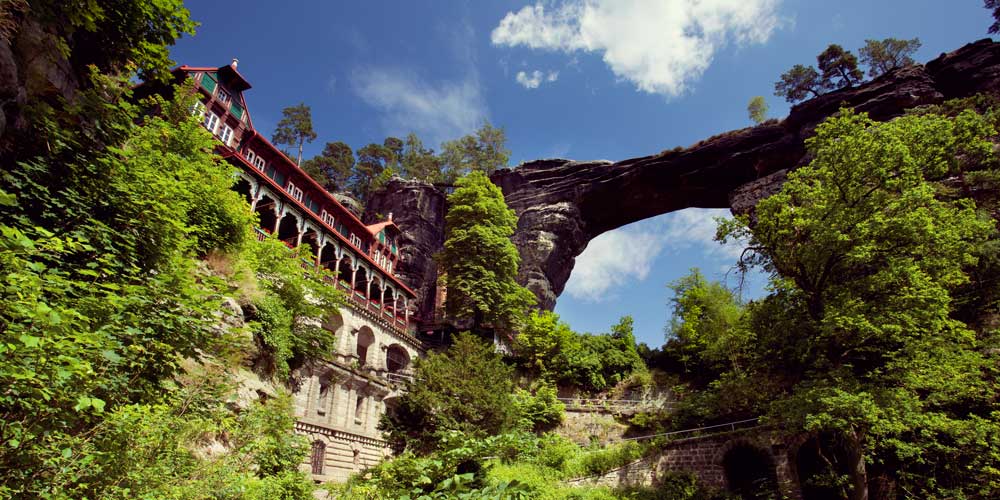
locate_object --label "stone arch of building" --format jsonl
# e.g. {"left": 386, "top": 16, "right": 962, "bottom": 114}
{"left": 385, "top": 344, "right": 411, "bottom": 373}
{"left": 355, "top": 326, "right": 376, "bottom": 367}
{"left": 716, "top": 438, "right": 781, "bottom": 500}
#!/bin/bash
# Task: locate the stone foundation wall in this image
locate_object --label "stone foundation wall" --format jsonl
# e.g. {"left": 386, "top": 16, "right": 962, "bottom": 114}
{"left": 295, "top": 421, "right": 391, "bottom": 484}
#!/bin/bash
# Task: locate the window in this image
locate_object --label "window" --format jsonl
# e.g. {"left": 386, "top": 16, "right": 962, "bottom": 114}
{"left": 349, "top": 233, "right": 362, "bottom": 248}
{"left": 200, "top": 73, "right": 217, "bottom": 93}
{"left": 354, "top": 395, "right": 365, "bottom": 424}
{"left": 265, "top": 165, "right": 286, "bottom": 186}
{"left": 320, "top": 210, "right": 336, "bottom": 228}
{"left": 230, "top": 102, "right": 244, "bottom": 120}
{"left": 203, "top": 112, "right": 220, "bottom": 134}
{"left": 305, "top": 195, "right": 321, "bottom": 214}
{"left": 286, "top": 182, "right": 303, "bottom": 202}
{"left": 317, "top": 381, "right": 330, "bottom": 415}
{"left": 252, "top": 155, "right": 265, "bottom": 171}
{"left": 217, "top": 88, "right": 231, "bottom": 104}
{"left": 310, "top": 441, "right": 325, "bottom": 475}
{"left": 219, "top": 124, "right": 234, "bottom": 146}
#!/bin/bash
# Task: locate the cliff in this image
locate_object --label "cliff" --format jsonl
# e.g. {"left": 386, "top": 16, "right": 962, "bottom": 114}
{"left": 375, "top": 39, "right": 1000, "bottom": 312}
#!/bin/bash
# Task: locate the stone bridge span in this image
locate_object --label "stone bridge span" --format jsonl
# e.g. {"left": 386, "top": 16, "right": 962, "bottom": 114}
{"left": 490, "top": 39, "right": 1000, "bottom": 309}
{"left": 369, "top": 40, "right": 1000, "bottom": 315}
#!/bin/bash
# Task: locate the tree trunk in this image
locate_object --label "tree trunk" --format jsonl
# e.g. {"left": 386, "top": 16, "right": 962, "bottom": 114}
{"left": 296, "top": 138, "right": 303, "bottom": 166}
{"left": 846, "top": 429, "right": 869, "bottom": 500}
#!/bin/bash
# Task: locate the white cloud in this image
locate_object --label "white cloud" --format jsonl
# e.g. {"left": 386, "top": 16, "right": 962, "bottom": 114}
{"left": 350, "top": 67, "right": 488, "bottom": 145}
{"left": 564, "top": 222, "right": 665, "bottom": 302}
{"left": 515, "top": 69, "right": 560, "bottom": 89}
{"left": 491, "top": 0, "right": 782, "bottom": 97}
{"left": 661, "top": 208, "right": 745, "bottom": 261}
{"left": 563, "top": 209, "right": 747, "bottom": 302}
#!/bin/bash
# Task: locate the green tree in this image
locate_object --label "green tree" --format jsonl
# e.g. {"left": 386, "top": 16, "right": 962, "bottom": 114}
{"left": 302, "top": 141, "right": 354, "bottom": 192}
{"left": 381, "top": 333, "right": 520, "bottom": 452}
{"left": 271, "top": 103, "right": 317, "bottom": 166}
{"left": 719, "top": 108, "right": 1000, "bottom": 499}
{"left": 817, "top": 44, "right": 864, "bottom": 89}
{"left": 666, "top": 269, "right": 750, "bottom": 376}
{"left": 401, "top": 133, "right": 445, "bottom": 182}
{"left": 747, "top": 96, "right": 769, "bottom": 124}
{"left": 859, "top": 38, "right": 922, "bottom": 77}
{"left": 438, "top": 171, "right": 536, "bottom": 330}
{"left": 440, "top": 122, "right": 510, "bottom": 183}
{"left": 352, "top": 142, "right": 393, "bottom": 201}
{"left": 774, "top": 64, "right": 825, "bottom": 103}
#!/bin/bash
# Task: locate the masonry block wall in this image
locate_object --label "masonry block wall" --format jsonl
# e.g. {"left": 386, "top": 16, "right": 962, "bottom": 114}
{"left": 291, "top": 306, "right": 424, "bottom": 483}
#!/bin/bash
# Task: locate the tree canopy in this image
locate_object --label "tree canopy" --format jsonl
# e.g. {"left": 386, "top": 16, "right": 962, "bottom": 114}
{"left": 302, "top": 141, "right": 354, "bottom": 192}
{"left": 987, "top": 0, "right": 1000, "bottom": 33}
{"left": 859, "top": 38, "right": 922, "bottom": 77}
{"left": 747, "top": 96, "right": 769, "bottom": 124}
{"left": 271, "top": 103, "right": 317, "bottom": 166}
{"left": 716, "top": 107, "right": 1000, "bottom": 499}
{"left": 380, "top": 332, "right": 520, "bottom": 453}
{"left": 817, "top": 44, "right": 864, "bottom": 89}
{"left": 774, "top": 64, "right": 825, "bottom": 103}
{"left": 438, "top": 171, "right": 535, "bottom": 331}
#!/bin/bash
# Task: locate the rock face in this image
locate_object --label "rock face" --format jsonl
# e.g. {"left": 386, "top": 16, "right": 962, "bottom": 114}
{"left": 368, "top": 40, "right": 1000, "bottom": 315}
{"left": 488, "top": 39, "right": 1000, "bottom": 310}
{"left": 364, "top": 177, "right": 447, "bottom": 323}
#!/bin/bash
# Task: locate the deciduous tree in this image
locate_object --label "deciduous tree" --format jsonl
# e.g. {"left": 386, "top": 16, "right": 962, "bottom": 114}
{"left": 747, "top": 95, "right": 769, "bottom": 124}
{"left": 380, "top": 333, "right": 519, "bottom": 452}
{"left": 438, "top": 171, "right": 535, "bottom": 331}
{"left": 440, "top": 122, "right": 510, "bottom": 183}
{"left": 719, "top": 108, "right": 1000, "bottom": 499}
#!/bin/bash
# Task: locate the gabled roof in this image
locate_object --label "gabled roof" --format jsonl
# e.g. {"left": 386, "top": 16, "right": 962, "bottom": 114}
{"left": 365, "top": 221, "right": 400, "bottom": 236}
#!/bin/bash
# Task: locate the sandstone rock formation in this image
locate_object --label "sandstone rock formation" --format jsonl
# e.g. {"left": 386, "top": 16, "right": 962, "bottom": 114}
{"left": 364, "top": 177, "right": 447, "bottom": 324}
{"left": 488, "top": 39, "right": 1000, "bottom": 309}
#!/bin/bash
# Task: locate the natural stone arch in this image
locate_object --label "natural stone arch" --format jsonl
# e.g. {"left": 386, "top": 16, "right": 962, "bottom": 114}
{"left": 355, "top": 326, "right": 375, "bottom": 367}
{"left": 462, "top": 42, "right": 1000, "bottom": 309}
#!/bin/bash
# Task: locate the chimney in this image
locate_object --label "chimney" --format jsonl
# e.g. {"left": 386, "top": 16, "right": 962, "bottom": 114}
{"left": 387, "top": 212, "right": 393, "bottom": 221}
{"left": 231, "top": 58, "right": 239, "bottom": 69}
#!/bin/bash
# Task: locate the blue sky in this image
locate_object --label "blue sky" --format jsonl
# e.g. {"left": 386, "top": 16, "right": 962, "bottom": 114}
{"left": 170, "top": 1, "right": 993, "bottom": 348}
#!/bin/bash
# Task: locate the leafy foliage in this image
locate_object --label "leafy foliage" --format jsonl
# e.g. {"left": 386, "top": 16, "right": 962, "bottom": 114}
{"left": 381, "top": 333, "right": 521, "bottom": 453}
{"left": 747, "top": 96, "right": 768, "bottom": 124}
{"left": 987, "top": 0, "right": 1000, "bottom": 34}
{"left": 665, "top": 269, "right": 752, "bottom": 379}
{"left": 859, "top": 38, "right": 922, "bottom": 77}
{"left": 513, "top": 311, "right": 645, "bottom": 393}
{"left": 271, "top": 103, "right": 317, "bottom": 165}
{"left": 0, "top": 74, "right": 320, "bottom": 497}
{"left": 243, "top": 236, "right": 344, "bottom": 380}
{"left": 302, "top": 140, "right": 354, "bottom": 191}
{"left": 716, "top": 108, "right": 1000, "bottom": 499}
{"left": 774, "top": 64, "right": 825, "bottom": 103}
{"left": 817, "top": 44, "right": 864, "bottom": 89}
{"left": 20, "top": 0, "right": 196, "bottom": 83}
{"left": 438, "top": 171, "right": 536, "bottom": 330}
{"left": 439, "top": 122, "right": 511, "bottom": 183}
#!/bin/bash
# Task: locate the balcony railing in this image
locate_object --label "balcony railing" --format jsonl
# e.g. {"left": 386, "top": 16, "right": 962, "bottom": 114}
{"left": 256, "top": 226, "right": 415, "bottom": 338}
